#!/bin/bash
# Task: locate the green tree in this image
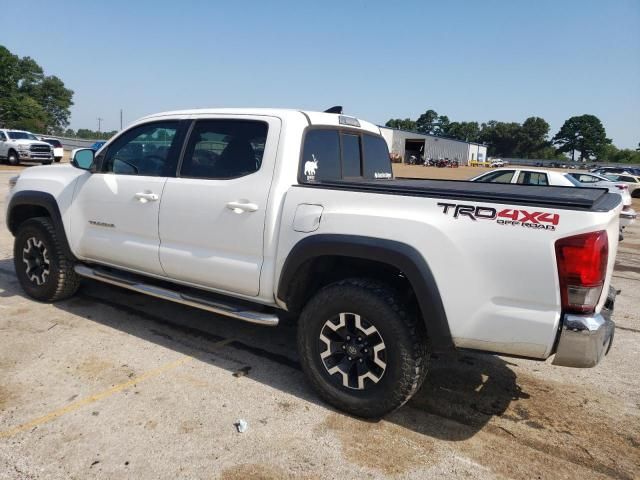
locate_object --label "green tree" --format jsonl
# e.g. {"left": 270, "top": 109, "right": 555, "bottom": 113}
{"left": 516, "top": 117, "right": 550, "bottom": 157}
{"left": 0, "top": 45, "right": 73, "bottom": 132}
{"left": 479, "top": 121, "right": 522, "bottom": 157}
{"left": 10, "top": 95, "right": 48, "bottom": 131}
{"left": 444, "top": 121, "right": 480, "bottom": 142}
{"left": 415, "top": 109, "right": 439, "bottom": 134}
{"left": 32, "top": 76, "right": 74, "bottom": 133}
{"left": 385, "top": 118, "right": 416, "bottom": 131}
{"left": 552, "top": 114, "right": 611, "bottom": 161}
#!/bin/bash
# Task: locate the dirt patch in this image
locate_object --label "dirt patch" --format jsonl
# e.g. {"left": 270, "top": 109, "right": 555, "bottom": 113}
{"left": 392, "top": 354, "right": 639, "bottom": 479}
{"left": 219, "top": 463, "right": 317, "bottom": 480}
{"left": 0, "top": 385, "right": 16, "bottom": 410}
{"left": 74, "top": 356, "right": 136, "bottom": 385}
{"left": 615, "top": 262, "right": 640, "bottom": 275}
{"left": 179, "top": 419, "right": 200, "bottom": 434}
{"left": 620, "top": 242, "right": 640, "bottom": 252}
{"left": 277, "top": 400, "right": 296, "bottom": 412}
{"left": 319, "top": 413, "right": 436, "bottom": 475}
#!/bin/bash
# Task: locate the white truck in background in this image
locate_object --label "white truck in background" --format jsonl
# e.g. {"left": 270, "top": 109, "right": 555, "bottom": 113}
{"left": 5, "top": 108, "right": 620, "bottom": 417}
{"left": 0, "top": 129, "right": 54, "bottom": 165}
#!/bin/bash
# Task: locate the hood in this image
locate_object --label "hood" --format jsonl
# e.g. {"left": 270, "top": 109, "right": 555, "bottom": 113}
{"left": 13, "top": 139, "right": 51, "bottom": 148}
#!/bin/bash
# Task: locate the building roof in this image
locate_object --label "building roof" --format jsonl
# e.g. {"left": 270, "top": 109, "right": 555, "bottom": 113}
{"left": 378, "top": 125, "right": 486, "bottom": 147}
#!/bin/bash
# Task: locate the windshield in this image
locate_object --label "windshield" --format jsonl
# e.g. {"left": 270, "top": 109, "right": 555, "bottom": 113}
{"left": 7, "top": 131, "right": 37, "bottom": 140}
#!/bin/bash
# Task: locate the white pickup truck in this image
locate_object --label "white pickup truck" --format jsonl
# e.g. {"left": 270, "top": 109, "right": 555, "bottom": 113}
{"left": 0, "top": 129, "right": 54, "bottom": 165}
{"left": 5, "top": 108, "right": 620, "bottom": 417}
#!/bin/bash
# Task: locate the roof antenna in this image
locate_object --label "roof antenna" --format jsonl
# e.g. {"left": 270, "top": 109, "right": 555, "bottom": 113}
{"left": 324, "top": 106, "right": 343, "bottom": 114}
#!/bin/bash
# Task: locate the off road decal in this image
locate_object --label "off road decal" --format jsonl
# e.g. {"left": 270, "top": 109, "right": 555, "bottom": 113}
{"left": 437, "top": 203, "right": 559, "bottom": 231}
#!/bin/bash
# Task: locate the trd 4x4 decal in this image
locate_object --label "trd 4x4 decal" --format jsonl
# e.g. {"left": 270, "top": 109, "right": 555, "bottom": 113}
{"left": 437, "top": 203, "right": 559, "bottom": 231}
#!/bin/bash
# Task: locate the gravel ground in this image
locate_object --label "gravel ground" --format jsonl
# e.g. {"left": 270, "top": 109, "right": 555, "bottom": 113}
{"left": 0, "top": 166, "right": 638, "bottom": 479}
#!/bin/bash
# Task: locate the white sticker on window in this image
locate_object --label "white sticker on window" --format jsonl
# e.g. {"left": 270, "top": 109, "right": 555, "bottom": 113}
{"left": 374, "top": 172, "right": 392, "bottom": 179}
{"left": 304, "top": 154, "right": 318, "bottom": 181}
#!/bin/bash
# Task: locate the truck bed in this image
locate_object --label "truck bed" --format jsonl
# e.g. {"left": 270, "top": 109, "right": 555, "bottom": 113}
{"left": 299, "top": 178, "right": 621, "bottom": 212}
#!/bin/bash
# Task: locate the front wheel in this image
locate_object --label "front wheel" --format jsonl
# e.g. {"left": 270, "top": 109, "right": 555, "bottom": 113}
{"left": 7, "top": 150, "right": 19, "bottom": 166}
{"left": 14, "top": 217, "right": 80, "bottom": 302}
{"left": 297, "top": 279, "right": 429, "bottom": 418}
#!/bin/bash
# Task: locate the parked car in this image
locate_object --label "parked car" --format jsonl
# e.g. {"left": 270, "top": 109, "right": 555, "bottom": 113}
{"left": 591, "top": 166, "right": 634, "bottom": 176}
{"left": 41, "top": 138, "right": 64, "bottom": 162}
{"left": 604, "top": 174, "right": 640, "bottom": 198}
{"left": 7, "top": 108, "right": 620, "bottom": 418}
{"left": 473, "top": 168, "right": 636, "bottom": 235}
{"left": 90, "top": 141, "right": 106, "bottom": 152}
{"left": 489, "top": 158, "right": 504, "bottom": 167}
{"left": 0, "top": 129, "right": 54, "bottom": 165}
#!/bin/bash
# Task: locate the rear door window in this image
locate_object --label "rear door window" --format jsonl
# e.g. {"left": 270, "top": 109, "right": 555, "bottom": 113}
{"left": 475, "top": 170, "right": 515, "bottom": 183}
{"left": 573, "top": 174, "right": 599, "bottom": 183}
{"left": 179, "top": 120, "right": 267, "bottom": 179}
{"left": 517, "top": 171, "right": 548, "bottom": 185}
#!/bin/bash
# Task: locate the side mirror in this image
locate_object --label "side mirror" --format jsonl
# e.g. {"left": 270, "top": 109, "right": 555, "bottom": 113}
{"left": 72, "top": 148, "right": 95, "bottom": 171}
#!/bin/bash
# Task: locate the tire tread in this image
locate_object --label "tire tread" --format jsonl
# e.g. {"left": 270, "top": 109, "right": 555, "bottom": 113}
{"left": 14, "top": 217, "right": 80, "bottom": 302}
{"left": 298, "top": 278, "right": 429, "bottom": 418}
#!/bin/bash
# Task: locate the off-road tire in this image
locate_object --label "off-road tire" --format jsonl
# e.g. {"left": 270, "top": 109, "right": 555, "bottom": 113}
{"left": 7, "top": 150, "right": 19, "bottom": 166}
{"left": 14, "top": 217, "right": 80, "bottom": 302}
{"left": 297, "top": 278, "right": 429, "bottom": 418}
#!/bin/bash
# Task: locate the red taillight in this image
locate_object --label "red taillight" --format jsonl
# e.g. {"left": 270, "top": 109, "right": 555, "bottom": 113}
{"left": 615, "top": 184, "right": 628, "bottom": 190}
{"left": 555, "top": 231, "right": 608, "bottom": 314}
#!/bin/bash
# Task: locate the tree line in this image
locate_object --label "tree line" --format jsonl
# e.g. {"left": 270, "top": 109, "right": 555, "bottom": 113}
{"left": 0, "top": 45, "right": 74, "bottom": 134}
{"left": 386, "top": 109, "right": 640, "bottom": 163}
{"left": 60, "top": 128, "right": 119, "bottom": 140}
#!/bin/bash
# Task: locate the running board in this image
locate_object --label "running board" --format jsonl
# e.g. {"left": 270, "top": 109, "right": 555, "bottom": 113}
{"left": 74, "top": 265, "right": 279, "bottom": 326}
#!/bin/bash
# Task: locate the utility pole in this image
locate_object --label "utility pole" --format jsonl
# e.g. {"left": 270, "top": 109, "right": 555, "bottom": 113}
{"left": 120, "top": 109, "right": 123, "bottom": 130}
{"left": 97, "top": 117, "right": 104, "bottom": 134}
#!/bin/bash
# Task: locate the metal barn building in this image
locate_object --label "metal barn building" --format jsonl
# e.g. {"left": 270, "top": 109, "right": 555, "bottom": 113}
{"left": 379, "top": 126, "right": 487, "bottom": 166}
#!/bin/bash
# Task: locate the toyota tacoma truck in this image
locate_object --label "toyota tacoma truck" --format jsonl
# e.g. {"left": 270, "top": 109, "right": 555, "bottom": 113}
{"left": 5, "top": 108, "right": 619, "bottom": 418}
{"left": 0, "top": 129, "right": 54, "bottom": 165}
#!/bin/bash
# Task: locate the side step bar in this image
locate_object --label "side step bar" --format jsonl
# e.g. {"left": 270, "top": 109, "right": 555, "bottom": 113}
{"left": 74, "top": 265, "right": 279, "bottom": 326}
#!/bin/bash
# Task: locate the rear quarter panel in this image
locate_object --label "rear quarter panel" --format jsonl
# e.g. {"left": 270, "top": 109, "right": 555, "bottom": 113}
{"left": 276, "top": 186, "right": 620, "bottom": 359}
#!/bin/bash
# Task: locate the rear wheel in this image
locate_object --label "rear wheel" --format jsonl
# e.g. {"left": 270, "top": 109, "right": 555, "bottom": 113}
{"left": 14, "top": 217, "right": 80, "bottom": 302}
{"left": 297, "top": 278, "right": 429, "bottom": 418}
{"left": 7, "top": 150, "right": 19, "bottom": 166}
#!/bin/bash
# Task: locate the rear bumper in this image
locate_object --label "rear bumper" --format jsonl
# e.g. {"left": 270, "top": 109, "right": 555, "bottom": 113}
{"left": 552, "top": 287, "right": 616, "bottom": 368}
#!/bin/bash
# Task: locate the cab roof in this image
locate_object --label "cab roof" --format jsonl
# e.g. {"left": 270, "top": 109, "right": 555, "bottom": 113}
{"left": 136, "top": 108, "right": 381, "bottom": 135}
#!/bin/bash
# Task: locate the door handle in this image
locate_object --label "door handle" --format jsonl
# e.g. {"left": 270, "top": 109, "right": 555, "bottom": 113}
{"left": 226, "top": 200, "right": 259, "bottom": 214}
{"left": 135, "top": 192, "right": 159, "bottom": 203}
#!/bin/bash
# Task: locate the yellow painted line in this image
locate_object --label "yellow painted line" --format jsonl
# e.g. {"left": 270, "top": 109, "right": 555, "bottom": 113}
{"left": 0, "top": 339, "right": 231, "bottom": 439}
